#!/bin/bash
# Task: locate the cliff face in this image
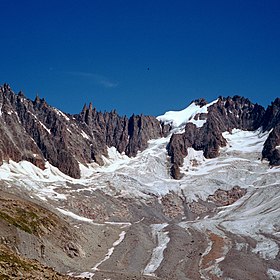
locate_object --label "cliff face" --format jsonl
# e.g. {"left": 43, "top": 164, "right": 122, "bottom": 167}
{"left": 0, "top": 84, "right": 168, "bottom": 178}
{"left": 77, "top": 105, "right": 168, "bottom": 158}
{"left": 261, "top": 98, "right": 280, "bottom": 165}
{"left": 167, "top": 96, "right": 266, "bottom": 179}
{"left": 1, "top": 84, "right": 280, "bottom": 180}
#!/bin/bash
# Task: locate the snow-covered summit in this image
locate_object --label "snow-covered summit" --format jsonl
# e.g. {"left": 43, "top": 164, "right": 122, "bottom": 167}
{"left": 156, "top": 99, "right": 218, "bottom": 128}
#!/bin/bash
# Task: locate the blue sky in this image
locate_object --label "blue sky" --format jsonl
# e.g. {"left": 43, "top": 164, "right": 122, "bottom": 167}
{"left": 0, "top": 0, "right": 280, "bottom": 116}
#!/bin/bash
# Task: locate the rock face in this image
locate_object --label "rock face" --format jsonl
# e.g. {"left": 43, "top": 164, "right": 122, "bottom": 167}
{"left": 1, "top": 84, "right": 280, "bottom": 180}
{"left": 125, "top": 115, "right": 166, "bottom": 156}
{"left": 167, "top": 96, "right": 265, "bottom": 178}
{"left": 0, "top": 84, "right": 168, "bottom": 178}
{"left": 261, "top": 98, "right": 280, "bottom": 165}
{"left": 77, "top": 106, "right": 168, "bottom": 158}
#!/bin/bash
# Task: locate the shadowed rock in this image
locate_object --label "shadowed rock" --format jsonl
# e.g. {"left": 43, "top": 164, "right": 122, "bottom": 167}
{"left": 0, "top": 85, "right": 168, "bottom": 178}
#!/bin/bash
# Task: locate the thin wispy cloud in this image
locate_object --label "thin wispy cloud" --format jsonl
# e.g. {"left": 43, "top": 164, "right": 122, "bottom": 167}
{"left": 66, "top": 71, "right": 119, "bottom": 88}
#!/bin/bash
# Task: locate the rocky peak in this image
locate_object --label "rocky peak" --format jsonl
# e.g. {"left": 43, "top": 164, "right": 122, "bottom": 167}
{"left": 261, "top": 98, "right": 280, "bottom": 165}
{"left": 1, "top": 83, "right": 11, "bottom": 92}
{"left": 126, "top": 114, "right": 163, "bottom": 156}
{"left": 34, "top": 94, "right": 41, "bottom": 104}
{"left": 261, "top": 98, "right": 280, "bottom": 131}
{"left": 1, "top": 84, "right": 280, "bottom": 180}
{"left": 0, "top": 85, "right": 168, "bottom": 178}
{"left": 167, "top": 96, "right": 266, "bottom": 179}
{"left": 193, "top": 98, "right": 208, "bottom": 107}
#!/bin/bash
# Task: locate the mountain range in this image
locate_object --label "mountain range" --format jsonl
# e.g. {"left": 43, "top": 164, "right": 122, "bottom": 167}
{"left": 1, "top": 83, "right": 280, "bottom": 179}
{"left": 0, "top": 83, "right": 280, "bottom": 280}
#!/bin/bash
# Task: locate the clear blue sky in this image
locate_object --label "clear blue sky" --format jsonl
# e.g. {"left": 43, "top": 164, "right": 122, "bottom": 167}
{"left": 0, "top": 0, "right": 279, "bottom": 116}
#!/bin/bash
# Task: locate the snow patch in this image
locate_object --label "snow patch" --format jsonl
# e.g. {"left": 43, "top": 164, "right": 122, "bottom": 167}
{"left": 53, "top": 108, "right": 70, "bottom": 121}
{"left": 28, "top": 111, "right": 51, "bottom": 134}
{"left": 56, "top": 208, "right": 95, "bottom": 223}
{"left": 92, "top": 231, "right": 126, "bottom": 271}
{"left": 81, "top": 130, "right": 90, "bottom": 140}
{"left": 71, "top": 271, "right": 95, "bottom": 279}
{"left": 0, "top": 160, "right": 75, "bottom": 201}
{"left": 36, "top": 186, "right": 67, "bottom": 201}
{"left": 268, "top": 269, "right": 280, "bottom": 280}
{"left": 157, "top": 99, "right": 218, "bottom": 128}
{"left": 0, "top": 160, "right": 71, "bottom": 182}
{"left": 79, "top": 162, "right": 99, "bottom": 178}
{"left": 99, "top": 147, "right": 131, "bottom": 173}
{"left": 143, "top": 224, "right": 170, "bottom": 276}
{"left": 181, "top": 148, "right": 205, "bottom": 174}
{"left": 104, "top": 221, "right": 131, "bottom": 228}
{"left": 222, "top": 128, "right": 269, "bottom": 153}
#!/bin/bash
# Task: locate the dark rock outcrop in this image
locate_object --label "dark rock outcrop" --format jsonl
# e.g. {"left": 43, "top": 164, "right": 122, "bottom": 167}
{"left": 125, "top": 115, "right": 163, "bottom": 156}
{"left": 0, "top": 84, "right": 168, "bottom": 178}
{"left": 261, "top": 99, "right": 280, "bottom": 165}
{"left": 262, "top": 125, "right": 280, "bottom": 165}
{"left": 167, "top": 96, "right": 265, "bottom": 179}
{"left": 77, "top": 104, "right": 169, "bottom": 158}
{"left": 1, "top": 84, "right": 280, "bottom": 180}
{"left": 208, "top": 186, "right": 247, "bottom": 206}
{"left": 260, "top": 98, "right": 280, "bottom": 131}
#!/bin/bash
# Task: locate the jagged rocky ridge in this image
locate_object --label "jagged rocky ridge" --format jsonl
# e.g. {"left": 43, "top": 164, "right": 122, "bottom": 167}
{"left": 0, "top": 84, "right": 280, "bottom": 179}
{"left": 167, "top": 96, "right": 280, "bottom": 178}
{"left": 0, "top": 84, "right": 169, "bottom": 178}
{"left": 167, "top": 96, "right": 266, "bottom": 178}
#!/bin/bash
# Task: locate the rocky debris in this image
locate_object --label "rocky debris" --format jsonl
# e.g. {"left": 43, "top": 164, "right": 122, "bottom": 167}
{"left": 92, "top": 271, "right": 160, "bottom": 280}
{"left": 0, "top": 196, "right": 60, "bottom": 236}
{"left": 64, "top": 242, "right": 81, "bottom": 258}
{"left": 200, "top": 232, "right": 231, "bottom": 280}
{"left": 220, "top": 233, "right": 270, "bottom": 280}
{"left": 160, "top": 188, "right": 246, "bottom": 221}
{"left": 155, "top": 225, "right": 208, "bottom": 280}
{"left": 0, "top": 244, "right": 76, "bottom": 280}
{"left": 63, "top": 190, "right": 131, "bottom": 222}
{"left": 187, "top": 201, "right": 209, "bottom": 215}
{"left": 208, "top": 186, "right": 247, "bottom": 206}
{"left": 161, "top": 193, "right": 185, "bottom": 218}
{"left": 167, "top": 96, "right": 265, "bottom": 179}
{"left": 0, "top": 190, "right": 84, "bottom": 277}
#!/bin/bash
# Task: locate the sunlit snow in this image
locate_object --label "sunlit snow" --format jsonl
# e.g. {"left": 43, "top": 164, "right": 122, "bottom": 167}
{"left": 92, "top": 231, "right": 126, "bottom": 271}
{"left": 56, "top": 208, "right": 95, "bottom": 223}
{"left": 143, "top": 224, "right": 170, "bottom": 276}
{"left": 157, "top": 99, "right": 218, "bottom": 128}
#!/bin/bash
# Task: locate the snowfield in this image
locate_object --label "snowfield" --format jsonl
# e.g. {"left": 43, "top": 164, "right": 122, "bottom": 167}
{"left": 157, "top": 99, "right": 218, "bottom": 128}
